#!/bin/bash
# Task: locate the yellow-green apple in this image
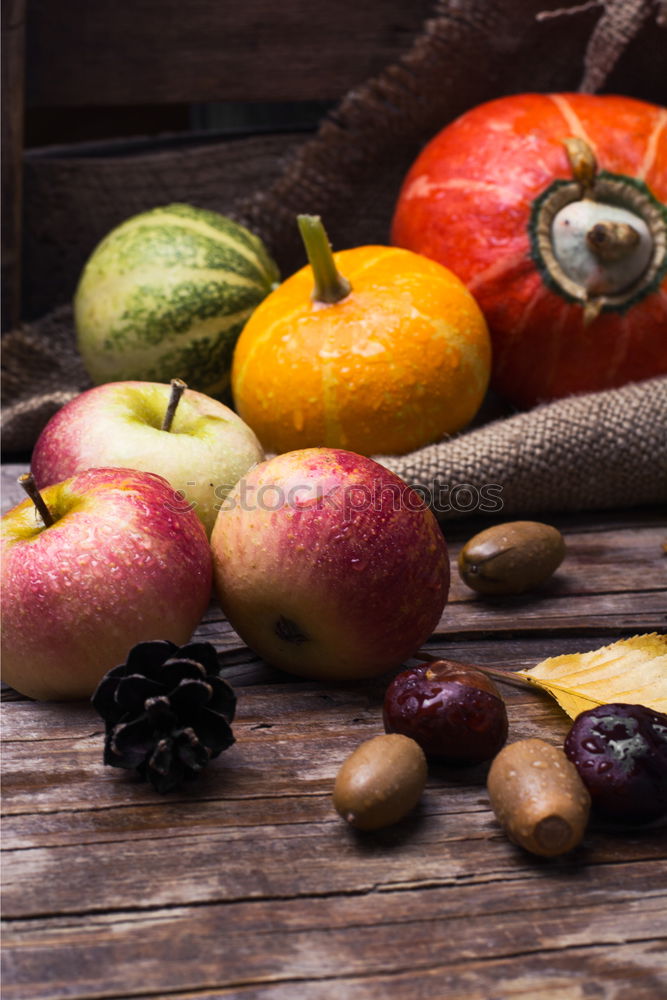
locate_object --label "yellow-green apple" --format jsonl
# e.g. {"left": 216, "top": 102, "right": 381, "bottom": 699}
{"left": 31, "top": 380, "right": 264, "bottom": 536}
{"left": 1, "top": 467, "right": 212, "bottom": 700}
{"left": 210, "top": 448, "right": 449, "bottom": 680}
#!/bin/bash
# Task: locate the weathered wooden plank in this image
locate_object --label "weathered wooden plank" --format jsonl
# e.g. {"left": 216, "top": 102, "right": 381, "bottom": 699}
{"left": 0, "top": 784, "right": 476, "bottom": 851}
{"left": 3, "top": 673, "right": 665, "bottom": 921}
{"left": 25, "top": 0, "right": 432, "bottom": 108}
{"left": 0, "top": 681, "right": 565, "bottom": 816}
{"left": 0, "top": 672, "right": 570, "bottom": 849}
{"left": 74, "top": 942, "right": 667, "bottom": 1000}
{"left": 2, "top": 865, "right": 665, "bottom": 999}
{"left": 0, "top": 637, "right": 599, "bottom": 814}
{"left": 419, "top": 633, "right": 665, "bottom": 672}
{"left": 433, "top": 590, "right": 667, "bottom": 636}
{"left": 0, "top": 628, "right": 661, "bottom": 818}
{"left": 4, "top": 793, "right": 665, "bottom": 922}
{"left": 72, "top": 942, "right": 666, "bottom": 1000}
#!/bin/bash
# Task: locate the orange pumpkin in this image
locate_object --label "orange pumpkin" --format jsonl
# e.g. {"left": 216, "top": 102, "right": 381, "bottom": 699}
{"left": 231, "top": 216, "right": 491, "bottom": 456}
{"left": 392, "top": 93, "right": 667, "bottom": 409}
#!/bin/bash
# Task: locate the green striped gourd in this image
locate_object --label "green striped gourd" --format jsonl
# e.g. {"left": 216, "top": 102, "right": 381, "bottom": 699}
{"left": 74, "top": 204, "right": 280, "bottom": 398}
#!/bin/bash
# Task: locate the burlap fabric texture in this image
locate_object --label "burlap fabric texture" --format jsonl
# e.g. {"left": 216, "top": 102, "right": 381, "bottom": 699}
{"left": 377, "top": 377, "right": 667, "bottom": 521}
{"left": 2, "top": 0, "right": 666, "bottom": 517}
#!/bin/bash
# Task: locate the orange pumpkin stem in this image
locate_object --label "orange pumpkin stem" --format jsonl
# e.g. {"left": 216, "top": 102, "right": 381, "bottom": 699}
{"left": 297, "top": 214, "right": 352, "bottom": 305}
{"left": 562, "top": 136, "right": 597, "bottom": 195}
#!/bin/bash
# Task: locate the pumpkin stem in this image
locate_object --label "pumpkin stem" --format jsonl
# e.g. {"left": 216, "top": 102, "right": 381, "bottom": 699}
{"left": 531, "top": 143, "right": 665, "bottom": 315}
{"left": 586, "top": 220, "right": 640, "bottom": 262}
{"left": 582, "top": 298, "right": 603, "bottom": 326}
{"left": 297, "top": 215, "right": 351, "bottom": 305}
{"left": 562, "top": 136, "right": 597, "bottom": 196}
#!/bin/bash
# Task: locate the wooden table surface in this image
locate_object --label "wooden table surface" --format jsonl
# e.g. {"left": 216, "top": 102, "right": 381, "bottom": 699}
{"left": 2, "top": 462, "right": 666, "bottom": 1000}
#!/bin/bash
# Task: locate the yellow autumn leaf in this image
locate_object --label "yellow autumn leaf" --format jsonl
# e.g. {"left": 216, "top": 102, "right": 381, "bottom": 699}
{"left": 516, "top": 633, "right": 667, "bottom": 719}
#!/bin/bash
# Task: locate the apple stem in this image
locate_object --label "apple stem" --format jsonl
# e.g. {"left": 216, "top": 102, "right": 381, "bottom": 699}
{"left": 415, "top": 650, "right": 538, "bottom": 693}
{"left": 18, "top": 473, "right": 54, "bottom": 527}
{"left": 161, "top": 378, "right": 188, "bottom": 432}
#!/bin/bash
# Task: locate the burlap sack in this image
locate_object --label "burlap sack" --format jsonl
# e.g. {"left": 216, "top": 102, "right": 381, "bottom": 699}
{"left": 2, "top": 0, "right": 666, "bottom": 515}
{"left": 378, "top": 376, "right": 667, "bottom": 520}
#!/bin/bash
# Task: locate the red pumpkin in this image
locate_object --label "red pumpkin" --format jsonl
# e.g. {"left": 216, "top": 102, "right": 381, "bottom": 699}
{"left": 391, "top": 93, "right": 667, "bottom": 408}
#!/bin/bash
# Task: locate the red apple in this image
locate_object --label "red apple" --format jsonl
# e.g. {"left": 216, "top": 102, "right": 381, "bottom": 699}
{"left": 31, "top": 380, "right": 264, "bottom": 536}
{"left": 1, "top": 468, "right": 213, "bottom": 700}
{"left": 210, "top": 448, "right": 449, "bottom": 680}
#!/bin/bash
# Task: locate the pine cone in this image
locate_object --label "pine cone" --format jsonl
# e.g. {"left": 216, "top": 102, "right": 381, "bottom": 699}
{"left": 92, "top": 640, "right": 236, "bottom": 793}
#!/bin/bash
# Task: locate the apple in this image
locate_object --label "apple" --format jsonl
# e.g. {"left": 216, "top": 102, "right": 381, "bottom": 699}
{"left": 31, "top": 379, "right": 264, "bottom": 536}
{"left": 1, "top": 468, "right": 213, "bottom": 700}
{"left": 210, "top": 448, "right": 450, "bottom": 680}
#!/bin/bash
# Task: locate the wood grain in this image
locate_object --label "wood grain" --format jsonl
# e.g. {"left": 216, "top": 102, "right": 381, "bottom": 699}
{"left": 25, "top": 0, "right": 433, "bottom": 108}
{"left": 3, "top": 866, "right": 666, "bottom": 999}
{"left": 1, "top": 462, "right": 666, "bottom": 998}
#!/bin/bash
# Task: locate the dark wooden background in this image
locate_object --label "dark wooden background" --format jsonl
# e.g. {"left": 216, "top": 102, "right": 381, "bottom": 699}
{"left": 1, "top": 0, "right": 432, "bottom": 330}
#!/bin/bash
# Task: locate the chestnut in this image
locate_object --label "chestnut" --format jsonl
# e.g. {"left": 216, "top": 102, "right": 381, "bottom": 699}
{"left": 487, "top": 738, "right": 590, "bottom": 857}
{"left": 383, "top": 659, "right": 508, "bottom": 764}
{"left": 458, "top": 521, "right": 565, "bottom": 596}
{"left": 564, "top": 703, "right": 667, "bottom": 824}
{"left": 333, "top": 733, "right": 427, "bottom": 831}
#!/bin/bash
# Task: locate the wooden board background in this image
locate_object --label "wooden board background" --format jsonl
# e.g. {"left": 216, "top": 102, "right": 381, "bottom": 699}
{"left": 25, "top": 0, "right": 433, "bottom": 107}
{"left": 2, "top": 464, "right": 666, "bottom": 999}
